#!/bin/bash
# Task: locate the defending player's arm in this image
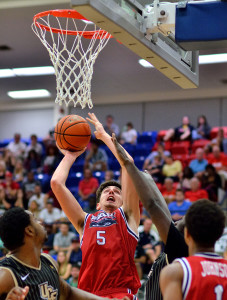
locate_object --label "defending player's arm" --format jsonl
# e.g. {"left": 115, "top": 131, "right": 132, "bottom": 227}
{"left": 59, "top": 277, "right": 129, "bottom": 300}
{"left": 112, "top": 134, "right": 172, "bottom": 243}
{"left": 51, "top": 149, "right": 87, "bottom": 236}
{"left": 86, "top": 113, "right": 140, "bottom": 231}
{"left": 159, "top": 262, "right": 183, "bottom": 300}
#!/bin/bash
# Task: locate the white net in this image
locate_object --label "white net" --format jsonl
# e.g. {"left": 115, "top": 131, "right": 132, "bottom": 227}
{"left": 32, "top": 10, "right": 111, "bottom": 108}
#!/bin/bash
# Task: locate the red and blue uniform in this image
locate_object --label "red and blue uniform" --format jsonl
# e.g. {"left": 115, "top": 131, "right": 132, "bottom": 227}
{"left": 176, "top": 253, "right": 227, "bottom": 300}
{"left": 78, "top": 208, "right": 141, "bottom": 299}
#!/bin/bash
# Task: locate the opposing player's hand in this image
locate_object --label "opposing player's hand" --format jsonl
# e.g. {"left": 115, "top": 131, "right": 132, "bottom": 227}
{"left": 111, "top": 133, "right": 133, "bottom": 164}
{"left": 6, "top": 286, "right": 29, "bottom": 300}
{"left": 86, "top": 113, "right": 106, "bottom": 140}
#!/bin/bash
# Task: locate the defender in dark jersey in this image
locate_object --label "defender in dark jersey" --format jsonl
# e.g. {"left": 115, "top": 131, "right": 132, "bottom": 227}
{"left": 51, "top": 113, "right": 141, "bottom": 299}
{"left": 111, "top": 134, "right": 188, "bottom": 300}
{"left": 160, "top": 200, "right": 226, "bottom": 300}
{"left": 0, "top": 207, "right": 128, "bottom": 300}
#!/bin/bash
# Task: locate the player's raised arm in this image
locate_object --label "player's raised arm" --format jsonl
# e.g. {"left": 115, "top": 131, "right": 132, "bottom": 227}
{"left": 112, "top": 134, "right": 172, "bottom": 243}
{"left": 51, "top": 148, "right": 87, "bottom": 236}
{"left": 86, "top": 113, "right": 140, "bottom": 230}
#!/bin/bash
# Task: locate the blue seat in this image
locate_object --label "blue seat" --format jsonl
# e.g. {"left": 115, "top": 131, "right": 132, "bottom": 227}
{"left": 134, "top": 156, "right": 146, "bottom": 170}
{"left": 123, "top": 143, "right": 136, "bottom": 156}
{"left": 66, "top": 172, "right": 83, "bottom": 188}
{"left": 134, "top": 143, "right": 152, "bottom": 156}
{"left": 93, "top": 171, "right": 105, "bottom": 183}
{"left": 109, "top": 158, "right": 120, "bottom": 171}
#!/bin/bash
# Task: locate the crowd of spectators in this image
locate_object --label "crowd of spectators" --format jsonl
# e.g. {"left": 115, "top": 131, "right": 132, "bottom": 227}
{"left": 0, "top": 114, "right": 226, "bottom": 283}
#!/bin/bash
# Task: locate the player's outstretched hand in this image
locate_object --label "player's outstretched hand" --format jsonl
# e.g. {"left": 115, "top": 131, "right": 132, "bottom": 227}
{"left": 86, "top": 113, "right": 106, "bottom": 140}
{"left": 56, "top": 143, "right": 86, "bottom": 159}
{"left": 111, "top": 133, "right": 133, "bottom": 165}
{"left": 6, "top": 286, "right": 29, "bottom": 300}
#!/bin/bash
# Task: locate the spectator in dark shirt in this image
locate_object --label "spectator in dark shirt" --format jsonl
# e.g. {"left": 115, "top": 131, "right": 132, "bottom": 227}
{"left": 164, "top": 116, "right": 194, "bottom": 141}
{"left": 192, "top": 115, "right": 211, "bottom": 140}
{"left": 66, "top": 237, "right": 82, "bottom": 266}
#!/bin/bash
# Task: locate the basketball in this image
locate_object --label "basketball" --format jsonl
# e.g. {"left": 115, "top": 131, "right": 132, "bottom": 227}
{"left": 54, "top": 115, "right": 91, "bottom": 152}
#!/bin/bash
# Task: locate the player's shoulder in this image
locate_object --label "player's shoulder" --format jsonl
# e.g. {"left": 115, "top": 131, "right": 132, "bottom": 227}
{"left": 0, "top": 266, "right": 17, "bottom": 294}
{"left": 41, "top": 253, "right": 58, "bottom": 272}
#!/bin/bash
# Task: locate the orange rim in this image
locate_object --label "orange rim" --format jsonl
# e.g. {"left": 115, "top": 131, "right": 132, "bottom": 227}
{"left": 33, "top": 9, "right": 112, "bottom": 39}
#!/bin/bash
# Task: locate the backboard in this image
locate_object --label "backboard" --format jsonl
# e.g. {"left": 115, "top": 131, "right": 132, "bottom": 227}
{"left": 71, "top": 0, "right": 199, "bottom": 89}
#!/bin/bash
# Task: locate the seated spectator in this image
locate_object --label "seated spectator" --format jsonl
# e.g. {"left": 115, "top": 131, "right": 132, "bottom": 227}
{"left": 189, "top": 148, "right": 208, "bottom": 177}
{"left": 84, "top": 195, "right": 97, "bottom": 214}
{"left": 3, "top": 149, "right": 16, "bottom": 173}
{"left": 192, "top": 115, "right": 211, "bottom": 140}
{"left": 53, "top": 223, "right": 76, "bottom": 253}
{"left": 134, "top": 243, "right": 147, "bottom": 279}
{"left": 103, "top": 115, "right": 119, "bottom": 138}
{"left": 42, "top": 223, "right": 55, "bottom": 253}
{"left": 201, "top": 164, "right": 222, "bottom": 202}
{"left": 145, "top": 155, "right": 164, "bottom": 183}
{"left": 25, "top": 134, "right": 43, "bottom": 157}
{"left": 168, "top": 189, "right": 191, "bottom": 221}
{"left": 208, "top": 145, "right": 227, "bottom": 173}
{"left": 24, "top": 149, "right": 42, "bottom": 173}
{"left": 161, "top": 177, "right": 176, "bottom": 204}
{"left": 210, "top": 128, "right": 226, "bottom": 152}
{"left": 162, "top": 155, "right": 183, "bottom": 181}
{"left": 39, "top": 199, "right": 62, "bottom": 225}
{"left": 28, "top": 183, "right": 46, "bottom": 210}
{"left": 66, "top": 237, "right": 82, "bottom": 266}
{"left": 84, "top": 139, "right": 108, "bottom": 171}
{"left": 0, "top": 185, "right": 6, "bottom": 214}
{"left": 57, "top": 251, "right": 72, "bottom": 281}
{"left": 0, "top": 161, "right": 6, "bottom": 183}
{"left": 163, "top": 116, "right": 194, "bottom": 141}
{"left": 42, "top": 145, "right": 60, "bottom": 174}
{"left": 13, "top": 159, "right": 24, "bottom": 186}
{"left": 22, "top": 171, "right": 39, "bottom": 208}
{"left": 6, "top": 133, "right": 26, "bottom": 160}
{"left": 185, "top": 177, "right": 209, "bottom": 202}
{"left": 178, "top": 166, "right": 194, "bottom": 191}
{"left": 104, "top": 170, "right": 114, "bottom": 182}
{"left": 143, "top": 143, "right": 170, "bottom": 169}
{"left": 68, "top": 264, "right": 81, "bottom": 288}
{"left": 120, "top": 122, "right": 138, "bottom": 145}
{"left": 78, "top": 168, "right": 99, "bottom": 203}
{"left": 1, "top": 171, "right": 22, "bottom": 209}
{"left": 28, "top": 199, "right": 40, "bottom": 219}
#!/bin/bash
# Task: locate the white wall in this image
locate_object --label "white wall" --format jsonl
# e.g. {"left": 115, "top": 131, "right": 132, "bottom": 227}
{"left": 0, "top": 108, "right": 54, "bottom": 140}
{"left": 0, "top": 97, "right": 226, "bottom": 140}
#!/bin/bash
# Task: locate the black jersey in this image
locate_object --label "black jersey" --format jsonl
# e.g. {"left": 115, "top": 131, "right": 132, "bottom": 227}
{"left": 0, "top": 253, "right": 60, "bottom": 300}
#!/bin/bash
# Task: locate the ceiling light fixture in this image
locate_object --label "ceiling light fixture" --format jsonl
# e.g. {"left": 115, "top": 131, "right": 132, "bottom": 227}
{"left": 199, "top": 53, "right": 227, "bottom": 64}
{"left": 138, "top": 59, "right": 154, "bottom": 68}
{"left": 0, "top": 66, "right": 55, "bottom": 78}
{"left": 7, "top": 89, "right": 51, "bottom": 99}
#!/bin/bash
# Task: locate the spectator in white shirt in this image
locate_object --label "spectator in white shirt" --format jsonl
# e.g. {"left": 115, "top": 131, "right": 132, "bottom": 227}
{"left": 39, "top": 199, "right": 62, "bottom": 224}
{"left": 25, "top": 134, "right": 43, "bottom": 157}
{"left": 28, "top": 183, "right": 46, "bottom": 210}
{"left": 6, "top": 133, "right": 26, "bottom": 159}
{"left": 120, "top": 122, "right": 138, "bottom": 145}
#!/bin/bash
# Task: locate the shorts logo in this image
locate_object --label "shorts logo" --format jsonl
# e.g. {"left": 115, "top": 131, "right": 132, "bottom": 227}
{"left": 39, "top": 282, "right": 58, "bottom": 300}
{"left": 90, "top": 212, "right": 117, "bottom": 228}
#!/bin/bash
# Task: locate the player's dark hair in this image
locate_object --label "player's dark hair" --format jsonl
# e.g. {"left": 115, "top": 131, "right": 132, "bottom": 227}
{"left": 96, "top": 180, "right": 122, "bottom": 203}
{"left": 0, "top": 207, "right": 30, "bottom": 251}
{"left": 185, "top": 199, "right": 226, "bottom": 248}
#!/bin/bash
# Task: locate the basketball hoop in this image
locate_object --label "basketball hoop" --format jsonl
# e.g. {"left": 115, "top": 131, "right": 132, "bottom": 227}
{"left": 32, "top": 10, "right": 111, "bottom": 108}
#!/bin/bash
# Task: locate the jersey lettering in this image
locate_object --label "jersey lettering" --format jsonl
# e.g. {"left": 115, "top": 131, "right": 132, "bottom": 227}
{"left": 214, "top": 285, "right": 224, "bottom": 300}
{"left": 39, "top": 282, "right": 58, "bottom": 300}
{"left": 201, "top": 261, "right": 227, "bottom": 278}
{"left": 97, "top": 231, "right": 106, "bottom": 245}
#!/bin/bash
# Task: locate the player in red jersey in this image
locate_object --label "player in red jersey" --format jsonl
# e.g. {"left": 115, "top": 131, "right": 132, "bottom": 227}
{"left": 51, "top": 113, "right": 141, "bottom": 299}
{"left": 160, "top": 199, "right": 226, "bottom": 300}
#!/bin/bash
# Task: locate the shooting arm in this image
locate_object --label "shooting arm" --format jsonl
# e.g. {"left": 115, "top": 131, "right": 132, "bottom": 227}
{"left": 51, "top": 150, "right": 86, "bottom": 236}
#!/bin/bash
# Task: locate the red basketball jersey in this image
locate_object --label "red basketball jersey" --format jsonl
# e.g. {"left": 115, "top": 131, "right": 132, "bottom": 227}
{"left": 176, "top": 253, "right": 227, "bottom": 300}
{"left": 78, "top": 208, "right": 141, "bottom": 297}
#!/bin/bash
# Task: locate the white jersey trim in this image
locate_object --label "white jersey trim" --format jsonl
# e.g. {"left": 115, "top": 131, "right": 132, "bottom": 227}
{"left": 80, "top": 213, "right": 90, "bottom": 247}
{"left": 175, "top": 258, "right": 192, "bottom": 300}
{"left": 119, "top": 207, "right": 139, "bottom": 241}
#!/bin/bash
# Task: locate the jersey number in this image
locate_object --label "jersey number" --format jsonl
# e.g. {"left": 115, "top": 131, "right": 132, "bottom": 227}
{"left": 214, "top": 285, "right": 224, "bottom": 300}
{"left": 97, "top": 231, "right": 106, "bottom": 245}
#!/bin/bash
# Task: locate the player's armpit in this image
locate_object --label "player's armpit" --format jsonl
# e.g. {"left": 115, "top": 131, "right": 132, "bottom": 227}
{"left": 160, "top": 262, "right": 183, "bottom": 300}
{"left": 0, "top": 268, "right": 17, "bottom": 296}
